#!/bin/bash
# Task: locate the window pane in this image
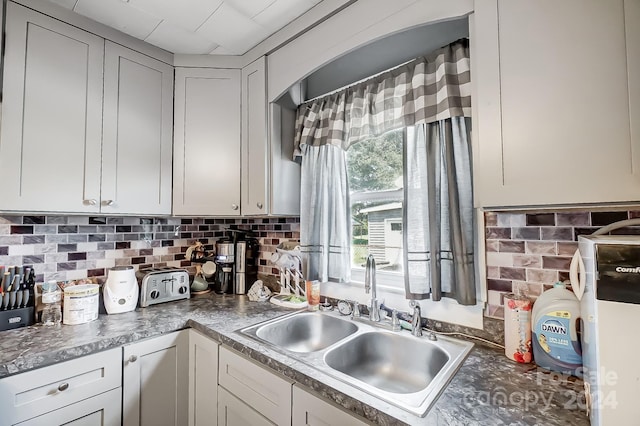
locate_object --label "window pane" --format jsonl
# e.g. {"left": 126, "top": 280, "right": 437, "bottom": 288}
{"left": 347, "top": 129, "right": 404, "bottom": 274}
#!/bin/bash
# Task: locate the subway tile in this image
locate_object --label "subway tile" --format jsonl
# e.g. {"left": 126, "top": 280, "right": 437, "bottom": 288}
{"left": 9, "top": 245, "right": 34, "bottom": 256}
{"left": 57, "top": 262, "right": 76, "bottom": 271}
{"left": 47, "top": 216, "right": 67, "bottom": 224}
{"left": 498, "top": 241, "right": 525, "bottom": 253}
{"left": 0, "top": 235, "right": 22, "bottom": 245}
{"left": 527, "top": 268, "right": 558, "bottom": 284}
{"left": 78, "top": 225, "right": 97, "bottom": 233}
{"left": 11, "top": 225, "right": 33, "bottom": 234}
{"left": 97, "top": 225, "right": 115, "bottom": 233}
{"left": 487, "top": 266, "right": 500, "bottom": 279}
{"left": 46, "top": 253, "right": 68, "bottom": 263}
{"left": 107, "top": 217, "right": 124, "bottom": 225}
{"left": 45, "top": 235, "right": 68, "bottom": 243}
{"left": 23, "top": 216, "right": 45, "bottom": 225}
{"left": 97, "top": 242, "right": 115, "bottom": 251}
{"left": 115, "top": 242, "right": 130, "bottom": 250}
{"left": 68, "top": 252, "right": 87, "bottom": 261}
{"left": 500, "top": 267, "right": 526, "bottom": 281}
{"left": 23, "top": 255, "right": 44, "bottom": 264}
{"left": 557, "top": 242, "right": 579, "bottom": 256}
{"left": 115, "top": 258, "right": 131, "bottom": 266}
{"left": 58, "top": 225, "right": 78, "bottom": 234}
{"left": 512, "top": 227, "right": 540, "bottom": 240}
{"left": 541, "top": 227, "right": 573, "bottom": 241}
{"left": 0, "top": 247, "right": 7, "bottom": 256}
{"left": 526, "top": 242, "right": 555, "bottom": 256}
{"left": 487, "top": 279, "right": 513, "bottom": 292}
{"left": 542, "top": 256, "right": 571, "bottom": 271}
{"left": 116, "top": 225, "right": 132, "bottom": 233}
{"left": 0, "top": 216, "right": 21, "bottom": 224}
{"left": 513, "top": 254, "right": 542, "bottom": 268}
{"left": 87, "top": 251, "right": 105, "bottom": 260}
{"left": 139, "top": 248, "right": 153, "bottom": 256}
{"left": 77, "top": 242, "right": 98, "bottom": 252}
{"left": 68, "top": 234, "right": 88, "bottom": 243}
{"left": 67, "top": 216, "right": 89, "bottom": 225}
{"left": 0, "top": 225, "right": 10, "bottom": 235}
{"left": 140, "top": 218, "right": 153, "bottom": 225}
{"left": 33, "top": 225, "right": 57, "bottom": 234}
{"left": 58, "top": 244, "right": 77, "bottom": 252}
{"left": 39, "top": 243, "right": 58, "bottom": 253}
{"left": 89, "top": 217, "right": 107, "bottom": 225}
{"left": 591, "top": 211, "right": 628, "bottom": 226}
{"left": 88, "top": 234, "right": 106, "bottom": 242}
{"left": 556, "top": 212, "right": 590, "bottom": 226}
{"left": 88, "top": 268, "right": 105, "bottom": 277}
{"left": 497, "top": 213, "right": 525, "bottom": 227}
{"left": 23, "top": 235, "right": 45, "bottom": 244}
{"left": 526, "top": 213, "right": 555, "bottom": 226}
{"left": 107, "top": 234, "right": 124, "bottom": 242}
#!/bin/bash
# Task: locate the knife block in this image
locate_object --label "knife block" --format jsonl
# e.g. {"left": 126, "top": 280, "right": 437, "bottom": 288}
{"left": 0, "top": 306, "right": 35, "bottom": 331}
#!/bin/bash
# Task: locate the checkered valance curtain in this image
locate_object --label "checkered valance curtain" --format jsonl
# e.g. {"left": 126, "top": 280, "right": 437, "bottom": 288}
{"left": 293, "top": 38, "right": 470, "bottom": 157}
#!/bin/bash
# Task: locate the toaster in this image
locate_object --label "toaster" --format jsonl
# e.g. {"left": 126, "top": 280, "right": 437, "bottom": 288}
{"left": 137, "top": 267, "right": 190, "bottom": 308}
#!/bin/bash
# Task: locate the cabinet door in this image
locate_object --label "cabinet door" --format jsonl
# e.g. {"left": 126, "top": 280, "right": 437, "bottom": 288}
{"left": 218, "top": 346, "right": 292, "bottom": 426}
{"left": 188, "top": 330, "right": 219, "bottom": 426}
{"left": 123, "top": 331, "right": 189, "bottom": 426}
{"left": 173, "top": 68, "right": 241, "bottom": 216}
{"left": 473, "top": 0, "right": 639, "bottom": 207}
{"left": 16, "top": 388, "right": 121, "bottom": 426}
{"left": 0, "top": 2, "right": 103, "bottom": 213}
{"left": 0, "top": 348, "right": 122, "bottom": 425}
{"left": 292, "top": 385, "right": 367, "bottom": 426}
{"left": 102, "top": 41, "right": 173, "bottom": 215}
{"left": 241, "top": 57, "right": 269, "bottom": 216}
{"left": 217, "top": 387, "right": 274, "bottom": 426}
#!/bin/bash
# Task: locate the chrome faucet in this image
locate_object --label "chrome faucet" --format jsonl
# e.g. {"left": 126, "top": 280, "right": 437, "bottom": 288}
{"left": 410, "top": 300, "right": 423, "bottom": 337}
{"left": 365, "top": 255, "right": 380, "bottom": 322}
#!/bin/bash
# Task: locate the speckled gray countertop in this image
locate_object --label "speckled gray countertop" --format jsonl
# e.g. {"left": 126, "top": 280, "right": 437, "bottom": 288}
{"left": 0, "top": 293, "right": 588, "bottom": 426}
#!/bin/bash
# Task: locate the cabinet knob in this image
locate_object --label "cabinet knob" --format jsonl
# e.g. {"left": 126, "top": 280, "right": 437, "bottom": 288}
{"left": 257, "top": 202, "right": 263, "bottom": 209}
{"left": 231, "top": 204, "right": 239, "bottom": 211}
{"left": 58, "top": 382, "right": 69, "bottom": 392}
{"left": 83, "top": 199, "right": 97, "bottom": 206}
{"left": 102, "top": 200, "right": 115, "bottom": 206}
{"left": 129, "top": 355, "right": 138, "bottom": 363}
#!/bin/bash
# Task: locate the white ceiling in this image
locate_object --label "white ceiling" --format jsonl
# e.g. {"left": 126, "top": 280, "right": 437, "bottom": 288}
{"left": 47, "top": 0, "right": 323, "bottom": 55}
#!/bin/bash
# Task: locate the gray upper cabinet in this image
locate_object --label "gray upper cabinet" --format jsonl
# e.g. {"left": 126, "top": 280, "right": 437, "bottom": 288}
{"left": 0, "top": 3, "right": 173, "bottom": 215}
{"left": 0, "top": 2, "right": 104, "bottom": 213}
{"left": 472, "top": 0, "right": 640, "bottom": 207}
{"left": 241, "top": 57, "right": 269, "bottom": 216}
{"left": 102, "top": 42, "right": 173, "bottom": 216}
{"left": 173, "top": 67, "right": 242, "bottom": 216}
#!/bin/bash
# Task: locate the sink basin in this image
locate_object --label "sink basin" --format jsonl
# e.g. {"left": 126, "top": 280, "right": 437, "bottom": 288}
{"left": 238, "top": 311, "right": 473, "bottom": 417}
{"left": 324, "top": 332, "right": 449, "bottom": 394}
{"left": 252, "top": 311, "right": 358, "bottom": 352}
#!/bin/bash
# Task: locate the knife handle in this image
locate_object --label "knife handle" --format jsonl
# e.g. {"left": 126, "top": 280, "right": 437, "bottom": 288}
{"left": 8, "top": 292, "right": 15, "bottom": 309}
{"left": 22, "top": 289, "right": 30, "bottom": 308}
{"left": 16, "top": 291, "right": 22, "bottom": 309}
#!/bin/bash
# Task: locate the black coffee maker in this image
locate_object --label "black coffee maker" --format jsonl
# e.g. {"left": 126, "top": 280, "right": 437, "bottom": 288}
{"left": 213, "top": 230, "right": 259, "bottom": 295}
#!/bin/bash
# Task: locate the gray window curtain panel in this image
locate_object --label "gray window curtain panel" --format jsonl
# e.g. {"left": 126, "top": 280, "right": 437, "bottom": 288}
{"left": 300, "top": 144, "right": 352, "bottom": 282}
{"left": 404, "top": 117, "right": 475, "bottom": 305}
{"left": 293, "top": 38, "right": 471, "bottom": 159}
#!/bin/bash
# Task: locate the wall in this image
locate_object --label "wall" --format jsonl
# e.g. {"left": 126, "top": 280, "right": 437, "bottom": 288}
{"left": 484, "top": 208, "right": 639, "bottom": 319}
{"left": 0, "top": 215, "right": 300, "bottom": 283}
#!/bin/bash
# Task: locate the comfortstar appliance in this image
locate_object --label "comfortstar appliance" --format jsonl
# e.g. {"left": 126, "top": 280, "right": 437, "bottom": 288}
{"left": 103, "top": 266, "right": 138, "bottom": 314}
{"left": 576, "top": 235, "right": 640, "bottom": 425}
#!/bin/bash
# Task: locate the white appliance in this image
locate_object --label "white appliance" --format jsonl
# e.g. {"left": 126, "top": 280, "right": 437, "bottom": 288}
{"left": 103, "top": 266, "right": 138, "bottom": 314}
{"left": 576, "top": 235, "right": 640, "bottom": 425}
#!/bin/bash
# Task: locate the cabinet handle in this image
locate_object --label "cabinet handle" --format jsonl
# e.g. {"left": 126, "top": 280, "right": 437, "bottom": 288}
{"left": 231, "top": 204, "right": 239, "bottom": 211}
{"left": 58, "top": 382, "right": 69, "bottom": 392}
{"left": 102, "top": 200, "right": 114, "bottom": 206}
{"left": 83, "top": 199, "right": 97, "bottom": 206}
{"left": 257, "top": 202, "right": 263, "bottom": 209}
{"left": 129, "top": 355, "right": 138, "bottom": 363}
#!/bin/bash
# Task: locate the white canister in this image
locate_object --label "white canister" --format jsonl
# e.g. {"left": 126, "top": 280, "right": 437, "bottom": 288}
{"left": 63, "top": 284, "right": 99, "bottom": 325}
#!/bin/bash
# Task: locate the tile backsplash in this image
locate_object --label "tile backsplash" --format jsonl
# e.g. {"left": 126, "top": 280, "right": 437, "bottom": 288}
{"left": 0, "top": 215, "right": 300, "bottom": 283}
{"left": 484, "top": 208, "right": 640, "bottom": 319}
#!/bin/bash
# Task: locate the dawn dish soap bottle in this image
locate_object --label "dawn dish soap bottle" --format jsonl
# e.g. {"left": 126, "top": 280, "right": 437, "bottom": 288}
{"left": 531, "top": 282, "right": 582, "bottom": 377}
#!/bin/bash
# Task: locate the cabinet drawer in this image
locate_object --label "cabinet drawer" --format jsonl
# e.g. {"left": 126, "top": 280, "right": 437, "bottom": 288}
{"left": 16, "top": 388, "right": 121, "bottom": 426}
{"left": 0, "top": 348, "right": 122, "bottom": 424}
{"left": 218, "top": 386, "right": 274, "bottom": 426}
{"left": 218, "top": 346, "right": 292, "bottom": 426}
{"left": 293, "top": 385, "right": 368, "bottom": 426}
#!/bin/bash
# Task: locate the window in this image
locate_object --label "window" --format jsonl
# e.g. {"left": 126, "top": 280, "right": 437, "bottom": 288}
{"left": 347, "top": 129, "right": 405, "bottom": 287}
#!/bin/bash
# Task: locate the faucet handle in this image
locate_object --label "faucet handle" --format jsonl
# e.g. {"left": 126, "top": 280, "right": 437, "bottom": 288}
{"left": 391, "top": 309, "right": 401, "bottom": 332}
{"left": 351, "top": 301, "right": 361, "bottom": 318}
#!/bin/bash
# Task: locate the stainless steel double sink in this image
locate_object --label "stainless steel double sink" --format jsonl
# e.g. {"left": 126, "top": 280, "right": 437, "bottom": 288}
{"left": 238, "top": 310, "right": 473, "bottom": 417}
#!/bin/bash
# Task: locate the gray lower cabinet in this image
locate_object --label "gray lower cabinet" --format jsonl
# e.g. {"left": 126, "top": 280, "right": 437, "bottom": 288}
{"left": 16, "top": 388, "right": 122, "bottom": 426}
{"left": 292, "top": 385, "right": 368, "bottom": 426}
{"left": 188, "top": 330, "right": 219, "bottom": 426}
{"left": 217, "top": 387, "right": 274, "bottom": 426}
{"left": 123, "top": 330, "right": 189, "bottom": 426}
{"left": 0, "top": 348, "right": 122, "bottom": 425}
